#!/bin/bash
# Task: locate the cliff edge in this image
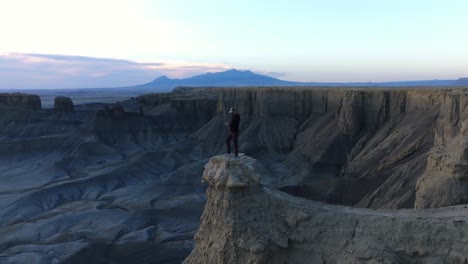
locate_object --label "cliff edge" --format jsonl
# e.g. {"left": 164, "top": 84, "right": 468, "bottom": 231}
{"left": 184, "top": 155, "right": 468, "bottom": 264}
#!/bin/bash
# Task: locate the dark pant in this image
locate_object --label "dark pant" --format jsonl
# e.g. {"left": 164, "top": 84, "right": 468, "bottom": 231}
{"left": 226, "top": 132, "right": 239, "bottom": 156}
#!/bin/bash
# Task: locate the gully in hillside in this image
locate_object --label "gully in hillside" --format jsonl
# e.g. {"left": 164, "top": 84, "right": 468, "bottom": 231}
{"left": 225, "top": 107, "right": 240, "bottom": 157}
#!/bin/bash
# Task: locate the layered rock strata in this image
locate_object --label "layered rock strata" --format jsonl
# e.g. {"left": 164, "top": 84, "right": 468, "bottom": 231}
{"left": 415, "top": 91, "right": 468, "bottom": 208}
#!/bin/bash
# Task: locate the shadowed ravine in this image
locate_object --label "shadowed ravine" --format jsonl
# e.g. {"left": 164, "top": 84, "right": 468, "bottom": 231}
{"left": 1, "top": 87, "right": 468, "bottom": 263}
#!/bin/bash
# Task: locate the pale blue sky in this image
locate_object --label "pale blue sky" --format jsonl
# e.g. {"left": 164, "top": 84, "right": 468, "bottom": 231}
{"left": 0, "top": 0, "right": 467, "bottom": 88}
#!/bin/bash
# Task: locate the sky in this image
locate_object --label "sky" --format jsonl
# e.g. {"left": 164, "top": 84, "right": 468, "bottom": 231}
{"left": 1, "top": 0, "right": 468, "bottom": 89}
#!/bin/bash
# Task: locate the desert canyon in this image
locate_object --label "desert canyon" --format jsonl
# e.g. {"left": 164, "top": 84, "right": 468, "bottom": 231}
{"left": 1, "top": 87, "right": 468, "bottom": 263}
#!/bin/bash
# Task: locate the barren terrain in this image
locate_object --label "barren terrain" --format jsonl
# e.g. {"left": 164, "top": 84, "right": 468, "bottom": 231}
{"left": 1, "top": 86, "right": 468, "bottom": 263}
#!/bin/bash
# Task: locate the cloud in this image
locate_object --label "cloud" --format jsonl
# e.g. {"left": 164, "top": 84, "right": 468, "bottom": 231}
{"left": 139, "top": 61, "right": 233, "bottom": 79}
{"left": 0, "top": 53, "right": 232, "bottom": 89}
{"left": 252, "top": 70, "right": 289, "bottom": 78}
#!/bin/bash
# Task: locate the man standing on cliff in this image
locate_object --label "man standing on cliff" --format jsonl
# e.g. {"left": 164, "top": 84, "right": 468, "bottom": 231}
{"left": 225, "top": 107, "right": 240, "bottom": 157}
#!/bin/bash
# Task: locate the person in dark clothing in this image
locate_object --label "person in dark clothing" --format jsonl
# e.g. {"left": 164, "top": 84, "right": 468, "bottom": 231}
{"left": 225, "top": 107, "right": 240, "bottom": 157}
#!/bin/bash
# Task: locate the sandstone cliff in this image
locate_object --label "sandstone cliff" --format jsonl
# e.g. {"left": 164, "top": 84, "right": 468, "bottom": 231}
{"left": 185, "top": 155, "right": 468, "bottom": 264}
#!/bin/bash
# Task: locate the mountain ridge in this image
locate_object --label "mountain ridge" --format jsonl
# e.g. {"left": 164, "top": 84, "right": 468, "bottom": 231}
{"left": 141, "top": 69, "right": 300, "bottom": 88}
{"left": 453, "top": 77, "right": 468, "bottom": 86}
{"left": 135, "top": 69, "right": 465, "bottom": 92}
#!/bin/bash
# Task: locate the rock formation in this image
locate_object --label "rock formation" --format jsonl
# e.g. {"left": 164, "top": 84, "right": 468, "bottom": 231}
{"left": 415, "top": 92, "right": 468, "bottom": 208}
{"left": 54, "top": 96, "right": 75, "bottom": 113}
{"left": 0, "top": 92, "right": 41, "bottom": 110}
{"left": 185, "top": 155, "right": 468, "bottom": 264}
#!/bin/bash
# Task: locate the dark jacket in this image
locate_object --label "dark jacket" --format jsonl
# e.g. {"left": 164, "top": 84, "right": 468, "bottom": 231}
{"left": 229, "top": 113, "right": 240, "bottom": 132}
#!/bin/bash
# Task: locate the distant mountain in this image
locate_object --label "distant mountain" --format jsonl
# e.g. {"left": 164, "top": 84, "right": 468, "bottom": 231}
{"left": 452, "top": 78, "right": 468, "bottom": 86}
{"left": 128, "top": 69, "right": 468, "bottom": 92}
{"left": 138, "top": 69, "right": 302, "bottom": 90}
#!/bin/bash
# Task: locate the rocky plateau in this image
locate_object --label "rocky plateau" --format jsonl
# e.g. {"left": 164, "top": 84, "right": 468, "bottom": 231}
{"left": 1, "top": 87, "right": 468, "bottom": 263}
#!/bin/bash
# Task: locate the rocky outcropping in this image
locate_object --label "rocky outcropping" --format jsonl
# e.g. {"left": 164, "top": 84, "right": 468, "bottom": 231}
{"left": 185, "top": 155, "right": 468, "bottom": 264}
{"left": 202, "top": 155, "right": 259, "bottom": 189}
{"left": 0, "top": 93, "right": 41, "bottom": 110}
{"left": 54, "top": 96, "right": 75, "bottom": 113}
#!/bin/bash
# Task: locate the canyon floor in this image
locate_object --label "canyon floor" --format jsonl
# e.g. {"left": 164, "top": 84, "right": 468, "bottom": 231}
{"left": 1, "top": 86, "right": 468, "bottom": 263}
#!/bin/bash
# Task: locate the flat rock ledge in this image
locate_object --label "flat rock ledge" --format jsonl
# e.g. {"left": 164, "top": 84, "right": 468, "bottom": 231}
{"left": 202, "top": 154, "right": 259, "bottom": 189}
